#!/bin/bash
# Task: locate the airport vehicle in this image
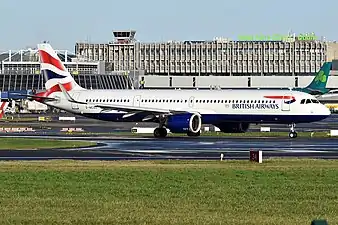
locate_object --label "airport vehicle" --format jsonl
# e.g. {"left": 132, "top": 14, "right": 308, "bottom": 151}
{"left": 27, "top": 43, "right": 331, "bottom": 138}
{"left": 0, "top": 101, "right": 9, "bottom": 119}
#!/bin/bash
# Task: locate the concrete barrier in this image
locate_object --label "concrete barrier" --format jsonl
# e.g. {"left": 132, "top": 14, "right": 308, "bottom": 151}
{"left": 330, "top": 130, "right": 338, "bottom": 136}
{"left": 59, "top": 117, "right": 76, "bottom": 121}
{"left": 131, "top": 127, "right": 170, "bottom": 134}
{"left": 260, "top": 127, "right": 271, "bottom": 132}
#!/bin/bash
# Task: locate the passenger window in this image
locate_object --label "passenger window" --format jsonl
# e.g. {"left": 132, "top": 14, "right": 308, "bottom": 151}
{"left": 224, "top": 100, "right": 227, "bottom": 103}
{"left": 306, "top": 99, "right": 311, "bottom": 104}
{"left": 300, "top": 99, "right": 305, "bottom": 104}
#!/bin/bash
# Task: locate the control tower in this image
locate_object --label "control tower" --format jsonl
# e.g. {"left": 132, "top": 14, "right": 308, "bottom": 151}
{"left": 111, "top": 30, "right": 136, "bottom": 44}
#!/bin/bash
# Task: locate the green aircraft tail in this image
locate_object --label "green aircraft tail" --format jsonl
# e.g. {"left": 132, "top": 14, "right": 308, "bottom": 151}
{"left": 301, "top": 62, "right": 332, "bottom": 95}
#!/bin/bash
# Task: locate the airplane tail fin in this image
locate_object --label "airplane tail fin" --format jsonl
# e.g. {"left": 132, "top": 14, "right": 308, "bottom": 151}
{"left": 0, "top": 101, "right": 9, "bottom": 119}
{"left": 305, "top": 62, "right": 332, "bottom": 94}
{"left": 37, "top": 43, "right": 85, "bottom": 92}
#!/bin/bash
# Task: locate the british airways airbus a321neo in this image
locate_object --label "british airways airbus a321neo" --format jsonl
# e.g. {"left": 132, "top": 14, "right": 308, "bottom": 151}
{"left": 29, "top": 43, "right": 331, "bottom": 138}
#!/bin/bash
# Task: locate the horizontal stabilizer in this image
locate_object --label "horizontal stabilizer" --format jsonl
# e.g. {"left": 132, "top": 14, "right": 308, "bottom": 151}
{"left": 10, "top": 93, "right": 57, "bottom": 101}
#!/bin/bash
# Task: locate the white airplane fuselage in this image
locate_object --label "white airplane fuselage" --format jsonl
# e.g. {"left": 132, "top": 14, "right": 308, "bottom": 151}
{"left": 34, "top": 42, "right": 332, "bottom": 138}
{"left": 45, "top": 89, "right": 330, "bottom": 125}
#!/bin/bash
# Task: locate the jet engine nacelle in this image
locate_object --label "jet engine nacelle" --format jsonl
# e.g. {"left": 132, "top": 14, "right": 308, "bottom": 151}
{"left": 166, "top": 113, "right": 202, "bottom": 134}
{"left": 215, "top": 122, "right": 250, "bottom": 133}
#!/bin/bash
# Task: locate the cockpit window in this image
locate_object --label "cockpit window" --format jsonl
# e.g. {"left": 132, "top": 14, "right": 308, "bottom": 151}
{"left": 301, "top": 99, "right": 320, "bottom": 104}
{"left": 300, "top": 99, "right": 320, "bottom": 104}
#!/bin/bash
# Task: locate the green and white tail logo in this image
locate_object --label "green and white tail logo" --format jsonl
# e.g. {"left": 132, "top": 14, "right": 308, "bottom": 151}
{"left": 315, "top": 70, "right": 327, "bottom": 83}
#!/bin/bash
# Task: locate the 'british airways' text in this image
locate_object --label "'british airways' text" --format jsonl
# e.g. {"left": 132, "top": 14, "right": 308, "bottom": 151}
{"left": 232, "top": 103, "right": 280, "bottom": 110}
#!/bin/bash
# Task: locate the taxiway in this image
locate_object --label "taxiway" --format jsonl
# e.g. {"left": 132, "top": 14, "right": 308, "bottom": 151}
{"left": 1, "top": 135, "right": 338, "bottom": 160}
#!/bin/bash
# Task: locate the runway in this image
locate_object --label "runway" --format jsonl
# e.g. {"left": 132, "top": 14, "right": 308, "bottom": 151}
{"left": 1, "top": 135, "right": 338, "bottom": 160}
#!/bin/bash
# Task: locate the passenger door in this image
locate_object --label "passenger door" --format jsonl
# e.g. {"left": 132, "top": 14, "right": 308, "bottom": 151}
{"left": 281, "top": 93, "right": 291, "bottom": 111}
{"left": 189, "top": 96, "right": 195, "bottom": 108}
{"left": 133, "top": 95, "right": 141, "bottom": 107}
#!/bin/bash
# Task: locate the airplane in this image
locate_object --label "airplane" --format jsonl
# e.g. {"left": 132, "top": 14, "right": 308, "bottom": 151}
{"left": 23, "top": 43, "right": 331, "bottom": 139}
{"left": 293, "top": 62, "right": 331, "bottom": 96}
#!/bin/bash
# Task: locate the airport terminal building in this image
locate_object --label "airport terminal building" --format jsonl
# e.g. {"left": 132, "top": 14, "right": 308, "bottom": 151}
{"left": 75, "top": 30, "right": 338, "bottom": 89}
{"left": 1, "top": 30, "right": 338, "bottom": 91}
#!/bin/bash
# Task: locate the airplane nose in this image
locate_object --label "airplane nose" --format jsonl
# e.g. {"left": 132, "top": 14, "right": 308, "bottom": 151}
{"left": 322, "top": 105, "right": 331, "bottom": 116}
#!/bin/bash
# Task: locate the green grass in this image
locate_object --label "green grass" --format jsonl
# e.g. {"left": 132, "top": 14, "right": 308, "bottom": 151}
{"left": 0, "top": 138, "right": 96, "bottom": 150}
{"left": 0, "top": 159, "right": 337, "bottom": 225}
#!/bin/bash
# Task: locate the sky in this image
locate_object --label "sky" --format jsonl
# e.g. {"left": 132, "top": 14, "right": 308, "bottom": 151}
{"left": 0, "top": 0, "right": 337, "bottom": 52}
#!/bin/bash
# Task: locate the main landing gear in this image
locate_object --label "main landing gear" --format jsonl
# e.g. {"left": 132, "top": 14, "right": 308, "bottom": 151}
{"left": 187, "top": 131, "right": 201, "bottom": 137}
{"left": 288, "top": 123, "right": 297, "bottom": 138}
{"left": 154, "top": 127, "right": 167, "bottom": 138}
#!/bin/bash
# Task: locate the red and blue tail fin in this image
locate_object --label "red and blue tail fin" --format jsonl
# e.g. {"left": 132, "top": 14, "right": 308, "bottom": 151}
{"left": 37, "top": 43, "right": 85, "bottom": 92}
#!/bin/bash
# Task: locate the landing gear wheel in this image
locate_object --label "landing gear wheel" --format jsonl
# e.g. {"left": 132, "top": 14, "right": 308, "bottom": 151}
{"left": 187, "top": 131, "right": 201, "bottom": 137}
{"left": 288, "top": 123, "right": 297, "bottom": 138}
{"left": 289, "top": 131, "right": 297, "bottom": 138}
{"left": 154, "top": 127, "right": 167, "bottom": 138}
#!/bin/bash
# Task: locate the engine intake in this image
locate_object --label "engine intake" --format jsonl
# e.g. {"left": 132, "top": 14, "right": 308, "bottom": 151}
{"left": 166, "top": 113, "right": 202, "bottom": 134}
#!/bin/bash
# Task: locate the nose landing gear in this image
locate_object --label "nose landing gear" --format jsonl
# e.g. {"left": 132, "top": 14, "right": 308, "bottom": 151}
{"left": 288, "top": 123, "right": 297, "bottom": 138}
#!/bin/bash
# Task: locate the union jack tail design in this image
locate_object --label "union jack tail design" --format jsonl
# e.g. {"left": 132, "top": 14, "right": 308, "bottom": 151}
{"left": 38, "top": 43, "right": 85, "bottom": 94}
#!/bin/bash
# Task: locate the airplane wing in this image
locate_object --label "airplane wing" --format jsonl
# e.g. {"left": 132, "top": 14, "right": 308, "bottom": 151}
{"left": 57, "top": 83, "right": 199, "bottom": 117}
